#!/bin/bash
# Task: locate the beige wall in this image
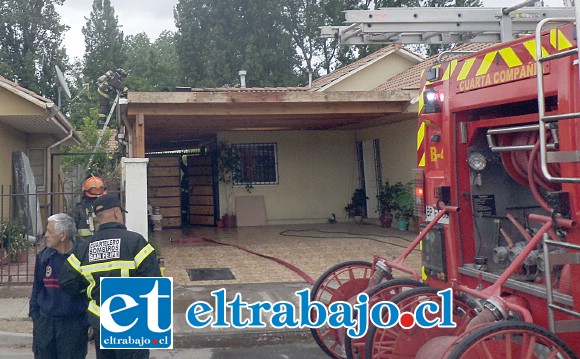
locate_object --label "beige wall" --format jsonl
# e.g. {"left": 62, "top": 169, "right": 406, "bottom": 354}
{"left": 0, "top": 90, "right": 41, "bottom": 116}
{"left": 0, "top": 123, "right": 62, "bottom": 220}
{"left": 218, "top": 131, "right": 359, "bottom": 224}
{"left": 324, "top": 53, "right": 418, "bottom": 92}
{"left": 0, "top": 121, "right": 27, "bottom": 218}
{"left": 217, "top": 118, "right": 418, "bottom": 224}
{"left": 357, "top": 119, "right": 418, "bottom": 185}
{"left": 27, "top": 134, "right": 62, "bottom": 214}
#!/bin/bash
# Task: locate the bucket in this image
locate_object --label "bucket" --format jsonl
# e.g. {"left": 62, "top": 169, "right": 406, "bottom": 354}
{"left": 150, "top": 214, "right": 163, "bottom": 231}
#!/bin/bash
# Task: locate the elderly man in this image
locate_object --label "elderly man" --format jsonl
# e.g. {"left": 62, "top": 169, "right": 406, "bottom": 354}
{"left": 59, "top": 193, "right": 160, "bottom": 359}
{"left": 29, "top": 213, "right": 89, "bottom": 359}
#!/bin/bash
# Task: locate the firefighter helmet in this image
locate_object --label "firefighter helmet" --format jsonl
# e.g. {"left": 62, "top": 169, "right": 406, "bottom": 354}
{"left": 82, "top": 176, "right": 107, "bottom": 198}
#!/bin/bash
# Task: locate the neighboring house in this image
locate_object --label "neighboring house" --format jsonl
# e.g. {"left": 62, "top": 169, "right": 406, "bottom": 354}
{"left": 0, "top": 76, "right": 80, "bottom": 227}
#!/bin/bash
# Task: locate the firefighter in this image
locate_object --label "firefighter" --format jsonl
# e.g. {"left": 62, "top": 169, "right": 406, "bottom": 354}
{"left": 71, "top": 176, "right": 107, "bottom": 242}
{"left": 96, "top": 68, "right": 128, "bottom": 127}
{"left": 29, "top": 213, "right": 89, "bottom": 359}
{"left": 59, "top": 193, "right": 161, "bottom": 359}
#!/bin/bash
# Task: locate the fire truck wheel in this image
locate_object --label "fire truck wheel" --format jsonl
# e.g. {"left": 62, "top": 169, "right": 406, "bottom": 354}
{"left": 345, "top": 278, "right": 427, "bottom": 359}
{"left": 444, "top": 321, "right": 577, "bottom": 359}
{"left": 310, "top": 260, "right": 373, "bottom": 359}
{"left": 365, "top": 286, "right": 478, "bottom": 359}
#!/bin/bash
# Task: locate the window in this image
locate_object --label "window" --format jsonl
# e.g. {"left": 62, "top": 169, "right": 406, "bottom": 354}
{"left": 233, "top": 143, "right": 278, "bottom": 185}
{"left": 28, "top": 148, "right": 46, "bottom": 192}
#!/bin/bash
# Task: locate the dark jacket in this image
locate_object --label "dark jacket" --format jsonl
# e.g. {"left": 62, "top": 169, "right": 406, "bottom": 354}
{"left": 29, "top": 246, "right": 87, "bottom": 320}
{"left": 70, "top": 197, "right": 96, "bottom": 238}
{"left": 59, "top": 222, "right": 160, "bottom": 320}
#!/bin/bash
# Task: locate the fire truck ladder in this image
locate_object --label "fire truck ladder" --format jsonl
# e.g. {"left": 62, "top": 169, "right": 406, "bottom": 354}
{"left": 535, "top": 14, "right": 580, "bottom": 184}
{"left": 320, "top": 2, "right": 574, "bottom": 45}
{"left": 542, "top": 237, "right": 580, "bottom": 333}
{"left": 535, "top": 5, "right": 580, "bottom": 335}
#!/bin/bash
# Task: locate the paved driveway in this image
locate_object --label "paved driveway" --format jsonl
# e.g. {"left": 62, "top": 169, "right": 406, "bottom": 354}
{"left": 153, "top": 222, "right": 421, "bottom": 287}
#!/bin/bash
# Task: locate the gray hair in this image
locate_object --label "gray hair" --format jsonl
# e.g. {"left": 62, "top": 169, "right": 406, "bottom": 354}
{"left": 47, "top": 213, "right": 76, "bottom": 242}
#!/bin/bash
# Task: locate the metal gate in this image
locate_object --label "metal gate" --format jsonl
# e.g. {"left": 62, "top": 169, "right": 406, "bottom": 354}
{"left": 0, "top": 186, "right": 45, "bottom": 285}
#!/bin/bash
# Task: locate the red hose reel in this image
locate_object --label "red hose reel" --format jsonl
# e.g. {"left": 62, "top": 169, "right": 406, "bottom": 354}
{"left": 499, "top": 131, "right": 561, "bottom": 193}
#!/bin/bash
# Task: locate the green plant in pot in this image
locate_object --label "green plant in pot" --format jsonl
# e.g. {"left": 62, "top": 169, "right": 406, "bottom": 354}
{"left": 345, "top": 188, "right": 368, "bottom": 223}
{"left": 393, "top": 181, "right": 415, "bottom": 231}
{"left": 0, "top": 221, "right": 29, "bottom": 263}
{"left": 377, "top": 181, "right": 397, "bottom": 228}
{"left": 216, "top": 142, "right": 252, "bottom": 227}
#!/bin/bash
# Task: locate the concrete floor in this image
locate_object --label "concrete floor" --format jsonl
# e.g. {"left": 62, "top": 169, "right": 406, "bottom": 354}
{"left": 151, "top": 222, "right": 422, "bottom": 287}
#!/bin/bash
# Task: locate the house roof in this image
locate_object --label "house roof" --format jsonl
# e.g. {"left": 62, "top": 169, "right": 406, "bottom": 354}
{"left": 375, "top": 43, "right": 496, "bottom": 92}
{"left": 175, "top": 86, "right": 308, "bottom": 92}
{"left": 0, "top": 76, "right": 80, "bottom": 143}
{"left": 309, "top": 45, "right": 424, "bottom": 91}
{"left": 128, "top": 89, "right": 413, "bottom": 152}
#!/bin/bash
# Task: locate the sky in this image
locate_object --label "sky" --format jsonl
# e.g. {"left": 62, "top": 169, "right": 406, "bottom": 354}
{"left": 58, "top": 0, "right": 179, "bottom": 60}
{"left": 58, "top": 0, "right": 566, "bottom": 61}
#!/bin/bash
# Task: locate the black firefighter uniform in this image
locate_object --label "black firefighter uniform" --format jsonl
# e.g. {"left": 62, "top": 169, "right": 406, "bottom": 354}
{"left": 58, "top": 222, "right": 161, "bottom": 331}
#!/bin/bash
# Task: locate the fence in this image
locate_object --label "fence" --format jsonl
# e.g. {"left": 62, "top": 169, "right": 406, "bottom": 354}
{"left": 0, "top": 185, "right": 82, "bottom": 285}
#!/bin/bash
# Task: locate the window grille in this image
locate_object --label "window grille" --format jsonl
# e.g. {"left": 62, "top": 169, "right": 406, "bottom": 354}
{"left": 233, "top": 143, "right": 278, "bottom": 185}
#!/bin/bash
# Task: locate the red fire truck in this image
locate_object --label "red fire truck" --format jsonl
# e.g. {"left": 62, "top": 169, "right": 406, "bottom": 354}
{"left": 311, "top": 16, "right": 580, "bottom": 359}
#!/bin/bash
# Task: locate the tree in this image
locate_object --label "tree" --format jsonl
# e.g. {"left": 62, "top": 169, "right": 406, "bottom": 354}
{"left": 280, "top": 0, "right": 360, "bottom": 81}
{"left": 421, "top": 0, "right": 483, "bottom": 56}
{"left": 152, "top": 31, "right": 181, "bottom": 90}
{"left": 60, "top": 108, "right": 114, "bottom": 176}
{"left": 123, "top": 31, "right": 180, "bottom": 91}
{"left": 0, "top": 0, "right": 68, "bottom": 101}
{"left": 175, "top": 0, "right": 299, "bottom": 87}
{"left": 65, "top": 58, "right": 94, "bottom": 128}
{"left": 82, "top": 0, "right": 125, "bottom": 83}
{"left": 123, "top": 33, "right": 155, "bottom": 91}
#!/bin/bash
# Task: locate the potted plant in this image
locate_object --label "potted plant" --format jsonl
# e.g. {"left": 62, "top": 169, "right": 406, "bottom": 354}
{"left": 377, "top": 181, "right": 397, "bottom": 228}
{"left": 392, "top": 181, "right": 415, "bottom": 231}
{"left": 0, "top": 221, "right": 29, "bottom": 263}
{"left": 216, "top": 142, "right": 252, "bottom": 228}
{"left": 345, "top": 188, "right": 368, "bottom": 223}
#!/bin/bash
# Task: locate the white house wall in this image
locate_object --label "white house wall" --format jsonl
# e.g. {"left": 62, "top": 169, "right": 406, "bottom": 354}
{"left": 218, "top": 130, "right": 358, "bottom": 224}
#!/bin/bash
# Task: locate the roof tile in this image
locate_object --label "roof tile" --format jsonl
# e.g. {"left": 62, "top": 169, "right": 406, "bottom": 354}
{"left": 375, "top": 43, "right": 496, "bottom": 91}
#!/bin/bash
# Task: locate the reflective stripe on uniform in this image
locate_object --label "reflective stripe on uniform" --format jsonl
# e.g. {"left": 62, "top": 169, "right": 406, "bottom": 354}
{"left": 78, "top": 228, "right": 93, "bottom": 237}
{"left": 73, "top": 243, "right": 156, "bottom": 318}
{"left": 82, "top": 260, "right": 136, "bottom": 274}
{"left": 67, "top": 254, "right": 82, "bottom": 272}
{"left": 77, "top": 260, "right": 138, "bottom": 305}
{"left": 97, "top": 87, "right": 110, "bottom": 99}
{"left": 134, "top": 244, "right": 155, "bottom": 267}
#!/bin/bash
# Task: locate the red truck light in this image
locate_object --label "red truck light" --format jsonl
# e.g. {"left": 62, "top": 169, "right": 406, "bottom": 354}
{"left": 413, "top": 169, "right": 425, "bottom": 216}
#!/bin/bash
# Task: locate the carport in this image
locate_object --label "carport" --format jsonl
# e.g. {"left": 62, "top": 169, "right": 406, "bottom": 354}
{"left": 124, "top": 88, "right": 414, "bottom": 228}
{"left": 126, "top": 88, "right": 413, "bottom": 154}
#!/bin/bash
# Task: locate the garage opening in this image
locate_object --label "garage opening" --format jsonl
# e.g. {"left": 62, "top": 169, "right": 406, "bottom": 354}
{"left": 147, "top": 149, "right": 218, "bottom": 229}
